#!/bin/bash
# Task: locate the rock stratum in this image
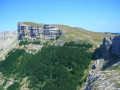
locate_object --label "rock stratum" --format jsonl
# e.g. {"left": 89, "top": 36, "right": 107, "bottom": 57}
{"left": 18, "top": 22, "right": 63, "bottom": 40}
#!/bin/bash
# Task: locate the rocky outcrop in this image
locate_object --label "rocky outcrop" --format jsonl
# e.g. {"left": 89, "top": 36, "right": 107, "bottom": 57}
{"left": 100, "top": 36, "right": 120, "bottom": 59}
{"left": 18, "top": 22, "right": 63, "bottom": 40}
{"left": 85, "top": 61, "right": 120, "bottom": 90}
{"left": 111, "top": 36, "right": 120, "bottom": 57}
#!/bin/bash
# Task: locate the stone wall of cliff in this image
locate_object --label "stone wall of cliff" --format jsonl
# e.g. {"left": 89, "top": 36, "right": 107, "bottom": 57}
{"left": 100, "top": 36, "right": 120, "bottom": 59}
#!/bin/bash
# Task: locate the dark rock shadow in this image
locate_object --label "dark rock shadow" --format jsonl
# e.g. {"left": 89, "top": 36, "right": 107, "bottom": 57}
{"left": 101, "top": 55, "right": 120, "bottom": 70}
{"left": 92, "top": 47, "right": 120, "bottom": 70}
{"left": 92, "top": 48, "right": 102, "bottom": 60}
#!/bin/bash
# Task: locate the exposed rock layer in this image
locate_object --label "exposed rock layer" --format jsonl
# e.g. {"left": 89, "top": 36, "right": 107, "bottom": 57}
{"left": 18, "top": 22, "right": 63, "bottom": 40}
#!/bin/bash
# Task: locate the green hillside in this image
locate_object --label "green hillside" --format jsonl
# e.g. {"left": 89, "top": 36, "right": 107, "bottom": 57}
{"left": 23, "top": 22, "right": 116, "bottom": 46}
{"left": 0, "top": 43, "right": 92, "bottom": 90}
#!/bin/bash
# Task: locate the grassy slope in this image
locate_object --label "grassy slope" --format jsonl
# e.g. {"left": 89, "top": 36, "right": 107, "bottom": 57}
{"left": 0, "top": 38, "right": 17, "bottom": 60}
{"left": 0, "top": 45, "right": 92, "bottom": 90}
{"left": 24, "top": 22, "right": 43, "bottom": 26}
{"left": 23, "top": 22, "right": 116, "bottom": 46}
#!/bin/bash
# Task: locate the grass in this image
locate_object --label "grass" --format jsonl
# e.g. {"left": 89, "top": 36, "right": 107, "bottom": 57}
{"left": 115, "top": 82, "right": 120, "bottom": 88}
{"left": 51, "top": 24, "right": 115, "bottom": 43}
{"left": 77, "top": 60, "right": 94, "bottom": 90}
{"left": 108, "top": 64, "right": 120, "bottom": 71}
{"left": 23, "top": 22, "right": 43, "bottom": 26}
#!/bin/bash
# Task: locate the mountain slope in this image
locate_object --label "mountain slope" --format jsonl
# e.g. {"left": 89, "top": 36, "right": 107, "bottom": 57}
{"left": 0, "top": 22, "right": 117, "bottom": 90}
{"left": 24, "top": 22, "right": 116, "bottom": 46}
{"left": 0, "top": 38, "right": 17, "bottom": 60}
{"left": 0, "top": 44, "right": 92, "bottom": 90}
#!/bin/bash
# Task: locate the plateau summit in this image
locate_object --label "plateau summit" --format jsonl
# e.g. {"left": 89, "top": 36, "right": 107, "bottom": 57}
{"left": 18, "top": 22, "right": 63, "bottom": 40}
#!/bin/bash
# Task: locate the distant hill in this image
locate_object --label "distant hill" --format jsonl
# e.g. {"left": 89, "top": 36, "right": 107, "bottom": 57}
{"left": 23, "top": 22, "right": 116, "bottom": 46}
{"left": 0, "top": 31, "right": 17, "bottom": 39}
{"left": 0, "top": 31, "right": 17, "bottom": 60}
{"left": 111, "top": 33, "right": 120, "bottom": 35}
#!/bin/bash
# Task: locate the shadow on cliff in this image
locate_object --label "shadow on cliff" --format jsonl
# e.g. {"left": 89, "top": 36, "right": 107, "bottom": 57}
{"left": 101, "top": 55, "right": 120, "bottom": 70}
{"left": 92, "top": 48, "right": 102, "bottom": 60}
{"left": 92, "top": 48, "right": 120, "bottom": 70}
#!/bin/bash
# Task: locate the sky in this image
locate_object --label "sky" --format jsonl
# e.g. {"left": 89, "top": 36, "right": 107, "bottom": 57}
{"left": 0, "top": 0, "right": 120, "bottom": 33}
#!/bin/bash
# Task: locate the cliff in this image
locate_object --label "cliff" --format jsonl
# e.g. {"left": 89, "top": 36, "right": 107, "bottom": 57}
{"left": 100, "top": 36, "right": 120, "bottom": 59}
{"left": 111, "top": 36, "right": 120, "bottom": 57}
{"left": 18, "top": 22, "right": 63, "bottom": 40}
{"left": 21, "top": 22, "right": 116, "bottom": 46}
{"left": 84, "top": 36, "right": 120, "bottom": 90}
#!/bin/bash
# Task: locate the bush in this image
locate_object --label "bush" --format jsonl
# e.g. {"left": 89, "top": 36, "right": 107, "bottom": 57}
{"left": 7, "top": 82, "right": 20, "bottom": 90}
{"left": 64, "top": 41, "right": 92, "bottom": 48}
{"left": 56, "top": 36, "right": 60, "bottom": 40}
{"left": 19, "top": 39, "right": 41, "bottom": 45}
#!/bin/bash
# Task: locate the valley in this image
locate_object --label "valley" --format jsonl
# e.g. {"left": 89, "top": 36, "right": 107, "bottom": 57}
{"left": 0, "top": 22, "right": 119, "bottom": 90}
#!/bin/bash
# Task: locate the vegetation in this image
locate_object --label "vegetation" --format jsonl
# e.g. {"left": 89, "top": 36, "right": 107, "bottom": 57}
{"left": 7, "top": 82, "right": 21, "bottom": 90}
{"left": 56, "top": 35, "right": 60, "bottom": 40}
{"left": 19, "top": 39, "right": 41, "bottom": 45}
{"left": 0, "top": 42, "right": 92, "bottom": 90}
{"left": 64, "top": 41, "right": 92, "bottom": 48}
{"left": 24, "top": 22, "right": 43, "bottom": 26}
{"left": 0, "top": 85, "right": 4, "bottom": 90}
{"left": 115, "top": 82, "right": 120, "bottom": 88}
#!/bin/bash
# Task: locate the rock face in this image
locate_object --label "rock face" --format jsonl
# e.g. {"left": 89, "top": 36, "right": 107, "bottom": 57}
{"left": 111, "top": 36, "right": 120, "bottom": 57}
{"left": 18, "top": 22, "right": 63, "bottom": 40}
{"left": 100, "top": 36, "right": 120, "bottom": 59}
{"left": 85, "top": 62, "right": 120, "bottom": 90}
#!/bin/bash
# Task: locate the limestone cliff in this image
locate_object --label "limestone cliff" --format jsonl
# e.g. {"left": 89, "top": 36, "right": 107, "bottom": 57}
{"left": 100, "top": 36, "right": 120, "bottom": 59}
{"left": 84, "top": 36, "right": 120, "bottom": 90}
{"left": 18, "top": 22, "right": 63, "bottom": 40}
{"left": 111, "top": 36, "right": 120, "bottom": 57}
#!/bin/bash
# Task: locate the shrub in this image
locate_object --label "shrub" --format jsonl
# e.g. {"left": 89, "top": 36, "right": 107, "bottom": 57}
{"left": 7, "top": 82, "right": 20, "bottom": 90}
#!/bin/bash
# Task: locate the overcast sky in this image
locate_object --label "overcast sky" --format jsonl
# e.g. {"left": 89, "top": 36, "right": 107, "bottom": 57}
{"left": 0, "top": 0, "right": 120, "bottom": 32}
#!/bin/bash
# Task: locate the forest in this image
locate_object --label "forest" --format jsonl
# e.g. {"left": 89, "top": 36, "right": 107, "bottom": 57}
{"left": 0, "top": 42, "right": 92, "bottom": 90}
{"left": 19, "top": 39, "right": 41, "bottom": 45}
